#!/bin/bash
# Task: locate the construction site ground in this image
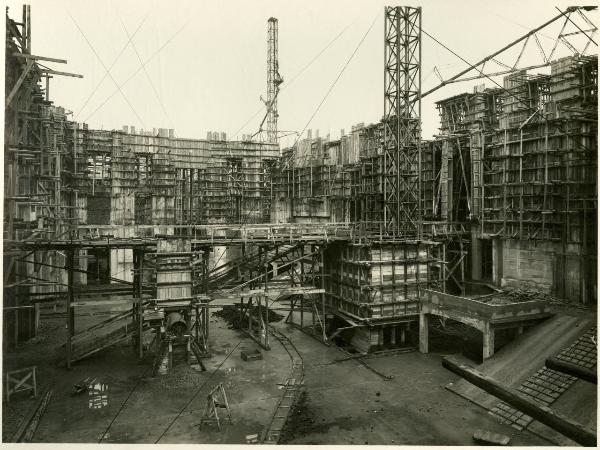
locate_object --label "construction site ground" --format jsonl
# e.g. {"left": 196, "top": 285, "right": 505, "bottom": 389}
{"left": 3, "top": 301, "right": 590, "bottom": 445}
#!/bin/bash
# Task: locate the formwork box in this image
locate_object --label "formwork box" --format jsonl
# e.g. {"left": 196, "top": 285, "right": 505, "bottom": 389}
{"left": 324, "top": 241, "right": 438, "bottom": 320}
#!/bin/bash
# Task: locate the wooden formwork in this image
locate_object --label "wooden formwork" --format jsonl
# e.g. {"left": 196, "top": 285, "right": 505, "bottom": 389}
{"left": 324, "top": 241, "right": 442, "bottom": 324}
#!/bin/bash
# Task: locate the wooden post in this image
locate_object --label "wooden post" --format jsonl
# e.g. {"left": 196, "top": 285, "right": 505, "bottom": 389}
{"left": 195, "top": 305, "right": 200, "bottom": 346}
{"left": 519, "top": 129, "right": 524, "bottom": 237}
{"left": 13, "top": 308, "right": 19, "bottom": 348}
{"left": 442, "top": 357, "right": 597, "bottom": 447}
{"left": 203, "top": 249, "right": 210, "bottom": 346}
{"left": 320, "top": 246, "right": 327, "bottom": 341}
{"left": 289, "top": 293, "right": 295, "bottom": 324}
{"left": 262, "top": 296, "right": 269, "bottom": 349}
{"left": 66, "top": 249, "right": 74, "bottom": 369}
{"left": 300, "top": 254, "right": 305, "bottom": 328}
{"left": 34, "top": 302, "right": 40, "bottom": 335}
{"left": 137, "top": 249, "right": 144, "bottom": 360}
{"left": 419, "top": 313, "right": 429, "bottom": 354}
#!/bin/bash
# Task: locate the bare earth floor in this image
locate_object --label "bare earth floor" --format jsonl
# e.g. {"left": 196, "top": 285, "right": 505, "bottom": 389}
{"left": 3, "top": 311, "right": 560, "bottom": 445}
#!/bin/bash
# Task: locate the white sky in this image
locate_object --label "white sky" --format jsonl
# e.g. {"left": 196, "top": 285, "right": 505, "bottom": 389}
{"left": 6, "top": 0, "right": 598, "bottom": 147}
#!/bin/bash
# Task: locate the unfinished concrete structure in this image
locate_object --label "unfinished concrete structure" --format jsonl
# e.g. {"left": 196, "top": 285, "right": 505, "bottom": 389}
{"left": 3, "top": 3, "right": 597, "bottom": 446}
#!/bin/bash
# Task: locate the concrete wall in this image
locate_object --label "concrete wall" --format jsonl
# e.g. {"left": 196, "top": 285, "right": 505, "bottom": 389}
{"left": 87, "top": 195, "right": 110, "bottom": 225}
{"left": 501, "top": 240, "right": 554, "bottom": 293}
{"left": 500, "top": 239, "right": 593, "bottom": 303}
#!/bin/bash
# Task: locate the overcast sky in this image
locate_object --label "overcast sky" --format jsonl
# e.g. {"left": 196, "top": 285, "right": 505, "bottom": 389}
{"left": 6, "top": 0, "right": 597, "bottom": 147}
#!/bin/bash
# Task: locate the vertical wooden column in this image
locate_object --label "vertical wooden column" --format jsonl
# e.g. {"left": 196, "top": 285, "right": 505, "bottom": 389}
{"left": 34, "top": 302, "right": 40, "bottom": 335}
{"left": 203, "top": 248, "right": 210, "bottom": 347}
{"left": 263, "top": 295, "right": 269, "bottom": 349}
{"left": 518, "top": 129, "right": 524, "bottom": 237}
{"left": 137, "top": 249, "right": 144, "bottom": 360}
{"left": 320, "top": 245, "right": 327, "bottom": 341}
{"left": 194, "top": 305, "right": 200, "bottom": 348}
{"left": 419, "top": 312, "right": 429, "bottom": 354}
{"left": 311, "top": 245, "right": 316, "bottom": 335}
{"left": 442, "top": 244, "right": 447, "bottom": 293}
{"left": 300, "top": 250, "right": 305, "bottom": 328}
{"left": 263, "top": 246, "right": 269, "bottom": 348}
{"left": 263, "top": 246, "right": 268, "bottom": 290}
{"left": 66, "top": 248, "right": 75, "bottom": 369}
{"left": 240, "top": 298, "right": 246, "bottom": 335}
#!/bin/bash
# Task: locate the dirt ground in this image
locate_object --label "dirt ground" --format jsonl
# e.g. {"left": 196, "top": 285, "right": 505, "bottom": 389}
{"left": 2, "top": 302, "right": 580, "bottom": 445}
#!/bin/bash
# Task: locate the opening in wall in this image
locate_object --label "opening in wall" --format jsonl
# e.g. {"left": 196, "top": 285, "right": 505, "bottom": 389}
{"left": 481, "top": 239, "right": 493, "bottom": 281}
{"left": 87, "top": 248, "right": 110, "bottom": 285}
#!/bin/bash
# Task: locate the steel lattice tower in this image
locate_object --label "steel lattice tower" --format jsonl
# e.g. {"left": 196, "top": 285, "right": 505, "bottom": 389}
{"left": 383, "top": 6, "right": 422, "bottom": 238}
{"left": 266, "top": 17, "right": 282, "bottom": 144}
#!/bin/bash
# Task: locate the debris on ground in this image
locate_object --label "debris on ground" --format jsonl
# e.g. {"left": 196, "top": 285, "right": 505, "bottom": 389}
{"left": 241, "top": 349, "right": 263, "bottom": 361}
{"left": 212, "top": 305, "right": 284, "bottom": 329}
{"left": 279, "top": 390, "right": 315, "bottom": 443}
{"left": 473, "top": 429, "right": 511, "bottom": 446}
{"left": 157, "top": 363, "right": 205, "bottom": 389}
{"left": 480, "top": 288, "right": 569, "bottom": 306}
{"left": 72, "top": 377, "right": 97, "bottom": 396}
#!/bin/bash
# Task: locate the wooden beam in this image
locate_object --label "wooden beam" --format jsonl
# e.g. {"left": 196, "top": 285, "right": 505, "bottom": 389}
{"left": 70, "top": 299, "right": 134, "bottom": 307}
{"left": 6, "top": 59, "right": 33, "bottom": 107}
{"left": 39, "top": 68, "right": 83, "bottom": 79}
{"left": 546, "top": 357, "right": 597, "bottom": 384}
{"left": 7, "top": 20, "right": 24, "bottom": 48}
{"left": 12, "top": 52, "right": 67, "bottom": 64}
{"left": 442, "top": 357, "right": 597, "bottom": 447}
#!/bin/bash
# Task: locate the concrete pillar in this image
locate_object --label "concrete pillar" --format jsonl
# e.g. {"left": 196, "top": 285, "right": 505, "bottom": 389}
{"left": 483, "top": 322, "right": 495, "bottom": 360}
{"left": 471, "top": 228, "right": 482, "bottom": 280}
{"left": 378, "top": 328, "right": 384, "bottom": 347}
{"left": 419, "top": 313, "right": 429, "bottom": 354}
{"left": 34, "top": 302, "right": 40, "bottom": 335}
{"left": 391, "top": 326, "right": 396, "bottom": 346}
{"left": 401, "top": 327, "right": 406, "bottom": 344}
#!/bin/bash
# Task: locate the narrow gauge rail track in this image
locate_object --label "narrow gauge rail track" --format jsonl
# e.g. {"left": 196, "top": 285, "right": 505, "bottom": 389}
{"left": 261, "top": 326, "right": 305, "bottom": 444}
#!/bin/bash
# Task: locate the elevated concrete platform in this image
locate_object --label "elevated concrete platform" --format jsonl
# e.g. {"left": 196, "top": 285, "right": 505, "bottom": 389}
{"left": 419, "top": 289, "right": 552, "bottom": 360}
{"left": 447, "top": 313, "right": 594, "bottom": 406}
{"left": 446, "top": 313, "right": 596, "bottom": 445}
